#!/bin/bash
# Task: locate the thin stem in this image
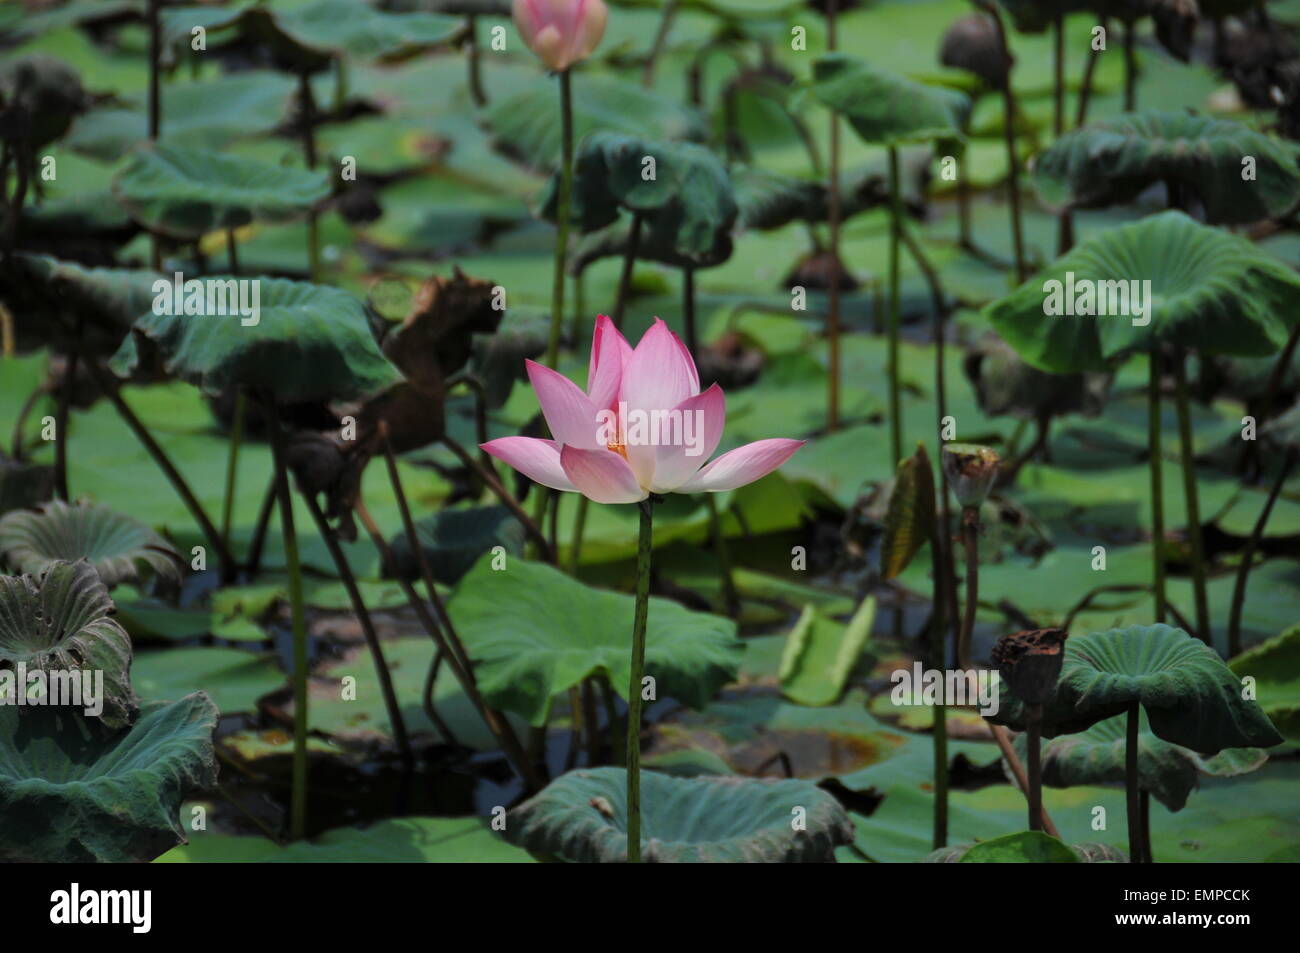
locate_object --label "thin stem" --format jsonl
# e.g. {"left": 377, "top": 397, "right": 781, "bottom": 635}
{"left": 221, "top": 391, "right": 246, "bottom": 553}
{"left": 826, "top": 0, "right": 842, "bottom": 433}
{"left": 1125, "top": 702, "right": 1141, "bottom": 862}
{"left": 265, "top": 398, "right": 309, "bottom": 840}
{"left": 990, "top": 724, "right": 1059, "bottom": 836}
{"left": 466, "top": 15, "right": 487, "bottom": 108}
{"left": 246, "top": 475, "right": 276, "bottom": 577}
{"left": 1149, "top": 351, "right": 1167, "bottom": 623}
{"left": 546, "top": 68, "right": 574, "bottom": 369}
{"left": 226, "top": 229, "right": 239, "bottom": 275}
{"left": 626, "top": 498, "right": 654, "bottom": 863}
{"left": 887, "top": 145, "right": 903, "bottom": 469}
{"left": 705, "top": 494, "right": 738, "bottom": 617}
{"left": 612, "top": 213, "right": 643, "bottom": 330}
{"left": 979, "top": 2, "right": 1027, "bottom": 281}
{"left": 83, "top": 358, "right": 236, "bottom": 578}
{"left": 1172, "top": 350, "right": 1210, "bottom": 644}
{"left": 1076, "top": 18, "right": 1105, "bottom": 126}
{"left": 930, "top": 515, "right": 949, "bottom": 849}
{"left": 1052, "top": 14, "right": 1065, "bottom": 137}
{"left": 641, "top": 0, "right": 678, "bottom": 88}
{"left": 147, "top": 0, "right": 161, "bottom": 139}
{"left": 354, "top": 500, "right": 541, "bottom": 791}
{"left": 1123, "top": 19, "right": 1137, "bottom": 112}
{"left": 298, "top": 72, "right": 320, "bottom": 282}
{"left": 54, "top": 343, "right": 78, "bottom": 501}
{"left": 441, "top": 435, "right": 553, "bottom": 562}
{"left": 421, "top": 650, "right": 459, "bottom": 746}
{"left": 958, "top": 505, "right": 978, "bottom": 670}
{"left": 1228, "top": 451, "right": 1294, "bottom": 657}
{"left": 1026, "top": 703, "right": 1043, "bottom": 832}
{"left": 300, "top": 487, "right": 414, "bottom": 771}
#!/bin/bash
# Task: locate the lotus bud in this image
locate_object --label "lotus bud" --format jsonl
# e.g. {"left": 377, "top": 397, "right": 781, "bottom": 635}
{"left": 513, "top": 0, "right": 608, "bottom": 72}
{"left": 941, "top": 443, "right": 1000, "bottom": 509}
{"left": 991, "top": 627, "right": 1068, "bottom": 706}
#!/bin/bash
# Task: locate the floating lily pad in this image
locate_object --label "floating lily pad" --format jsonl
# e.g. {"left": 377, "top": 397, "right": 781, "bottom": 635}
{"left": 0, "top": 560, "right": 136, "bottom": 729}
{"left": 132, "top": 647, "right": 284, "bottom": 714}
{"left": 0, "top": 499, "right": 180, "bottom": 586}
{"left": 387, "top": 504, "right": 525, "bottom": 586}
{"left": 113, "top": 142, "right": 331, "bottom": 239}
{"left": 505, "top": 766, "right": 854, "bottom": 862}
{"left": 953, "top": 830, "right": 1082, "bottom": 863}
{"left": 1229, "top": 625, "right": 1300, "bottom": 746}
{"left": 110, "top": 277, "right": 402, "bottom": 404}
{"left": 0, "top": 693, "right": 218, "bottom": 862}
{"left": 448, "top": 557, "right": 742, "bottom": 725}
{"left": 778, "top": 597, "right": 875, "bottom": 707}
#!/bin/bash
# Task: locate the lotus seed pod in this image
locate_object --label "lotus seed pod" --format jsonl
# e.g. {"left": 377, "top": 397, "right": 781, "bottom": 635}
{"left": 941, "top": 443, "right": 1000, "bottom": 508}
{"left": 991, "top": 627, "right": 1068, "bottom": 706}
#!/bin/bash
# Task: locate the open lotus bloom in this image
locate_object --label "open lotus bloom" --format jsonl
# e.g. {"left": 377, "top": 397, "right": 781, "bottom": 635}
{"left": 513, "top": 0, "right": 608, "bottom": 72}
{"left": 482, "top": 316, "right": 805, "bottom": 504}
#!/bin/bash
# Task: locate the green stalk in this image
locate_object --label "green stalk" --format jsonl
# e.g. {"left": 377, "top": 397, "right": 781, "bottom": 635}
{"left": 979, "top": 1, "right": 1027, "bottom": 281}
{"left": 466, "top": 15, "right": 487, "bottom": 107}
{"left": 1125, "top": 702, "right": 1142, "bottom": 862}
{"left": 826, "top": 0, "right": 842, "bottom": 433}
{"left": 1172, "top": 350, "right": 1210, "bottom": 644}
{"left": 1148, "top": 352, "right": 1167, "bottom": 623}
{"left": 266, "top": 398, "right": 309, "bottom": 839}
{"left": 957, "top": 505, "right": 978, "bottom": 670}
{"left": 298, "top": 71, "right": 320, "bottom": 282}
{"left": 1027, "top": 704, "right": 1043, "bottom": 832}
{"left": 546, "top": 68, "right": 574, "bottom": 370}
{"left": 887, "top": 145, "right": 903, "bottom": 469}
{"left": 1227, "top": 451, "right": 1295, "bottom": 657}
{"left": 220, "top": 391, "right": 246, "bottom": 552}
{"left": 929, "top": 519, "right": 949, "bottom": 849}
{"left": 705, "top": 494, "right": 738, "bottom": 617}
{"left": 626, "top": 498, "right": 654, "bottom": 863}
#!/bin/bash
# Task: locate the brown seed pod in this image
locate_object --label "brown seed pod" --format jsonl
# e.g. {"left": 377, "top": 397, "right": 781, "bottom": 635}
{"left": 992, "top": 627, "right": 1069, "bottom": 705}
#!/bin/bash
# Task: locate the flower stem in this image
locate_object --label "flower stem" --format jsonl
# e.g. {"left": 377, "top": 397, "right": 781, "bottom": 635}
{"left": 929, "top": 515, "right": 949, "bottom": 849}
{"left": 887, "top": 145, "right": 903, "bottom": 469}
{"left": 298, "top": 71, "right": 320, "bottom": 282}
{"left": 826, "top": 0, "right": 841, "bottom": 433}
{"left": 626, "top": 498, "right": 654, "bottom": 863}
{"left": 1148, "top": 351, "right": 1167, "bottom": 623}
{"left": 1172, "top": 350, "right": 1210, "bottom": 644}
{"left": 220, "top": 390, "right": 246, "bottom": 552}
{"left": 1125, "top": 701, "right": 1142, "bottom": 862}
{"left": 958, "top": 504, "right": 978, "bottom": 670}
{"left": 465, "top": 15, "right": 487, "bottom": 107}
{"left": 977, "top": 0, "right": 1026, "bottom": 282}
{"left": 265, "top": 397, "right": 309, "bottom": 840}
{"left": 1228, "top": 450, "right": 1294, "bottom": 657}
{"left": 1027, "top": 703, "right": 1043, "bottom": 832}
{"left": 546, "top": 68, "right": 574, "bottom": 370}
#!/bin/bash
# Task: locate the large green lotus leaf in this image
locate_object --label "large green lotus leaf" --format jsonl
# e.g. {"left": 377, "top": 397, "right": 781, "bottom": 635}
{"left": 448, "top": 556, "right": 743, "bottom": 725}
{"left": 158, "top": 816, "right": 534, "bottom": 862}
{"left": 113, "top": 142, "right": 330, "bottom": 240}
{"left": 0, "top": 560, "right": 136, "bottom": 730}
{"left": 2, "top": 253, "right": 159, "bottom": 354}
{"left": 728, "top": 166, "right": 890, "bottom": 230}
{"left": 990, "top": 624, "right": 1285, "bottom": 752}
{"left": 132, "top": 647, "right": 284, "bottom": 715}
{"left": 109, "top": 277, "right": 402, "bottom": 404}
{"left": 1014, "top": 709, "right": 1268, "bottom": 811}
{"left": 505, "top": 766, "right": 854, "bottom": 862}
{"left": 484, "top": 71, "right": 706, "bottom": 171}
{"left": 161, "top": 0, "right": 463, "bottom": 72}
{"left": 986, "top": 211, "right": 1300, "bottom": 373}
{"left": 1229, "top": 625, "right": 1300, "bottom": 746}
{"left": 66, "top": 71, "right": 298, "bottom": 163}
{"left": 0, "top": 692, "right": 217, "bottom": 862}
{"left": 387, "top": 504, "right": 524, "bottom": 586}
{"left": 541, "top": 132, "right": 737, "bottom": 266}
{"left": 811, "top": 54, "right": 969, "bottom": 146}
{"left": 0, "top": 500, "right": 180, "bottom": 586}
{"left": 1034, "top": 112, "right": 1300, "bottom": 224}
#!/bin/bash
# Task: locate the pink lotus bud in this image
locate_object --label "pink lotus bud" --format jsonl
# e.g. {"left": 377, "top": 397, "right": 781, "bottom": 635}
{"left": 513, "top": 0, "right": 609, "bottom": 72}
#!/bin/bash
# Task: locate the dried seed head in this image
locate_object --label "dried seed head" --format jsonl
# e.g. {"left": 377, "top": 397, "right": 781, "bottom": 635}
{"left": 992, "top": 627, "right": 1068, "bottom": 705}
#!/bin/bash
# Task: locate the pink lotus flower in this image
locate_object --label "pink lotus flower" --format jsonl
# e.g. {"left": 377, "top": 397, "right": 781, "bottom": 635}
{"left": 513, "top": 0, "right": 608, "bottom": 72}
{"left": 482, "top": 317, "right": 805, "bottom": 504}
